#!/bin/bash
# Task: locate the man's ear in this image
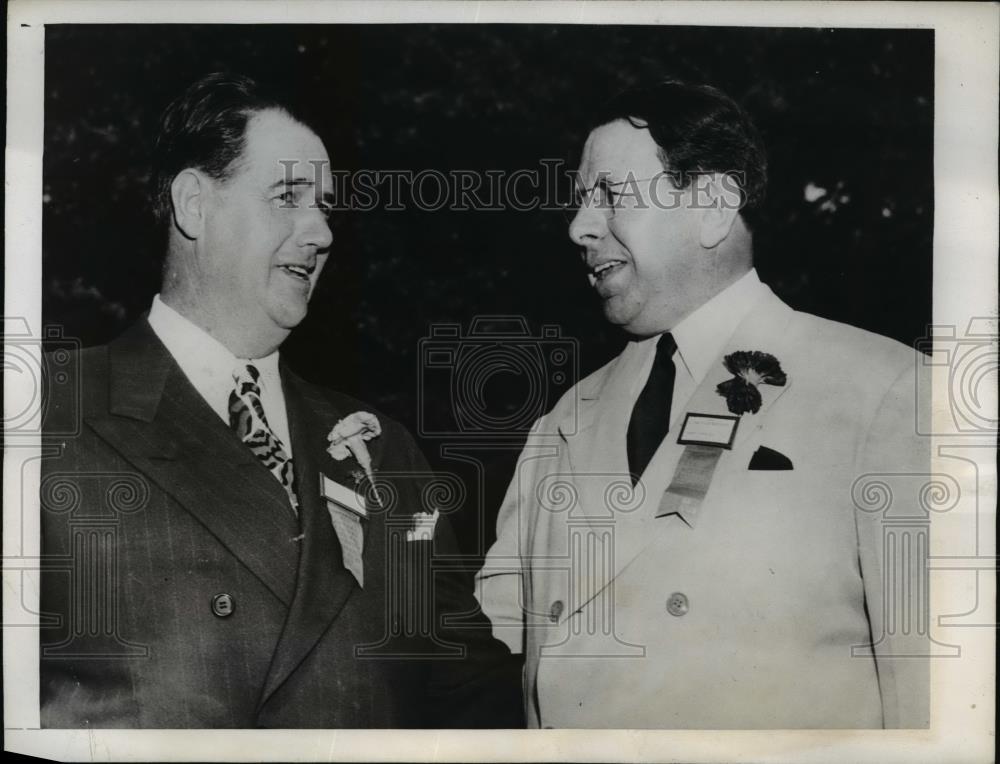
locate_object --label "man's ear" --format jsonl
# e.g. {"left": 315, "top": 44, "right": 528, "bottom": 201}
{"left": 698, "top": 172, "right": 742, "bottom": 249}
{"left": 170, "top": 169, "right": 208, "bottom": 240}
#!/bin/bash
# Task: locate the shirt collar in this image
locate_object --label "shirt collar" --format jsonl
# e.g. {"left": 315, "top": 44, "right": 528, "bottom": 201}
{"left": 147, "top": 294, "right": 282, "bottom": 413}
{"left": 670, "top": 268, "right": 767, "bottom": 387}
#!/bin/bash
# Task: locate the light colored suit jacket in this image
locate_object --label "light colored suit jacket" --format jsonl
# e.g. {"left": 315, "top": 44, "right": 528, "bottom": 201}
{"left": 476, "top": 287, "right": 930, "bottom": 729}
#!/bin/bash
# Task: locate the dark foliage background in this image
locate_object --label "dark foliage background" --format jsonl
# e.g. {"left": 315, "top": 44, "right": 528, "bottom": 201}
{"left": 43, "top": 25, "right": 933, "bottom": 556}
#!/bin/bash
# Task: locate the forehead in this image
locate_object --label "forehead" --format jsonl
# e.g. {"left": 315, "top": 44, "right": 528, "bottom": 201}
{"left": 238, "top": 108, "right": 332, "bottom": 184}
{"left": 579, "top": 120, "right": 663, "bottom": 179}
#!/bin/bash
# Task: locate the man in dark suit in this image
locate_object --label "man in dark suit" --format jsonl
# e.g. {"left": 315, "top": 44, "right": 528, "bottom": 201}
{"left": 40, "top": 73, "right": 521, "bottom": 728}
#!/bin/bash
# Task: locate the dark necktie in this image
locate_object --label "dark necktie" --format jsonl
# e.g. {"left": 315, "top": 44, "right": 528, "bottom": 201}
{"left": 626, "top": 333, "right": 678, "bottom": 484}
{"left": 229, "top": 362, "right": 298, "bottom": 513}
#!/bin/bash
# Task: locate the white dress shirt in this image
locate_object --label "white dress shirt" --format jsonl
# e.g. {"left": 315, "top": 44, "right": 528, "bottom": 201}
{"left": 147, "top": 295, "right": 293, "bottom": 455}
{"left": 630, "top": 268, "right": 769, "bottom": 429}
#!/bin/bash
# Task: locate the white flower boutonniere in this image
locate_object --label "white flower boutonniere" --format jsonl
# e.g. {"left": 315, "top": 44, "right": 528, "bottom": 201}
{"left": 327, "top": 412, "right": 382, "bottom": 502}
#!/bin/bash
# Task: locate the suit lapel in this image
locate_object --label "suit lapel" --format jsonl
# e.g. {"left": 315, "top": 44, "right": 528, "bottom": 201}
{"left": 257, "top": 368, "right": 366, "bottom": 708}
{"left": 560, "top": 290, "right": 798, "bottom": 617}
{"left": 560, "top": 340, "right": 646, "bottom": 489}
{"left": 557, "top": 342, "right": 659, "bottom": 615}
{"left": 85, "top": 321, "right": 301, "bottom": 606}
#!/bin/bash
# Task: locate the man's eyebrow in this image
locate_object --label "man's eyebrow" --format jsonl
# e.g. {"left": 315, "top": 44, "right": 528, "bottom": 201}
{"left": 268, "top": 178, "right": 315, "bottom": 189}
{"left": 269, "top": 178, "right": 336, "bottom": 207}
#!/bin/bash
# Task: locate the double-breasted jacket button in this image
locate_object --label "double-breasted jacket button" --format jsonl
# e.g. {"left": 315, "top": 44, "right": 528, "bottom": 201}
{"left": 666, "top": 592, "right": 689, "bottom": 617}
{"left": 549, "top": 600, "right": 564, "bottom": 623}
{"left": 211, "top": 593, "right": 235, "bottom": 618}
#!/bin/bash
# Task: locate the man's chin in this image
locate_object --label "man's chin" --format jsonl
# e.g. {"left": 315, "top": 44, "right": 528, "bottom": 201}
{"left": 604, "top": 307, "right": 663, "bottom": 339}
{"left": 267, "top": 298, "right": 310, "bottom": 331}
{"left": 601, "top": 298, "right": 639, "bottom": 330}
{"left": 273, "top": 314, "right": 306, "bottom": 332}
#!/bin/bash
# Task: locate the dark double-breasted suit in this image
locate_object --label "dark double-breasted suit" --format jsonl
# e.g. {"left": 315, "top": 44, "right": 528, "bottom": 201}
{"left": 40, "top": 319, "right": 521, "bottom": 728}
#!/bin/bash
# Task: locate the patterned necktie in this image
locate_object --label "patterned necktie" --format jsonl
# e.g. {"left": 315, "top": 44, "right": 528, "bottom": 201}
{"left": 626, "top": 333, "right": 678, "bottom": 484}
{"left": 229, "top": 363, "right": 298, "bottom": 512}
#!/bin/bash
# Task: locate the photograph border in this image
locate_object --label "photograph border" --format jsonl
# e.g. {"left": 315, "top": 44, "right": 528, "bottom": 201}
{"left": 5, "top": 1, "right": 997, "bottom": 762}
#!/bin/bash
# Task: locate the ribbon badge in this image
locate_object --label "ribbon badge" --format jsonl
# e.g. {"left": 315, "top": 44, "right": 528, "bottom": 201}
{"left": 322, "top": 411, "right": 384, "bottom": 588}
{"left": 657, "top": 350, "right": 787, "bottom": 522}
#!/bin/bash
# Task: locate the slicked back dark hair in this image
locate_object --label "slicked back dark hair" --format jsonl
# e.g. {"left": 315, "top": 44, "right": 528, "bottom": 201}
{"left": 150, "top": 72, "right": 309, "bottom": 229}
{"left": 594, "top": 80, "right": 767, "bottom": 228}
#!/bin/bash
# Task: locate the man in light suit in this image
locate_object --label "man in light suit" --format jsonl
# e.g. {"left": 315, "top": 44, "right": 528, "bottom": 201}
{"left": 476, "top": 80, "right": 930, "bottom": 729}
{"left": 41, "top": 73, "right": 522, "bottom": 728}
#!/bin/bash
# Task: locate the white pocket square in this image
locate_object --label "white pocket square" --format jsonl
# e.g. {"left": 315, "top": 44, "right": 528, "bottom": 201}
{"left": 406, "top": 509, "right": 440, "bottom": 542}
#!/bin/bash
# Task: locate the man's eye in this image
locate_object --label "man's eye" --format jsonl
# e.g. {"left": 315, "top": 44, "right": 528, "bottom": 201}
{"left": 276, "top": 190, "right": 297, "bottom": 206}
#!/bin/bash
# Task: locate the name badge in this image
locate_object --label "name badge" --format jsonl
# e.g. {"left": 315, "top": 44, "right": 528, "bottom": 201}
{"left": 319, "top": 474, "right": 368, "bottom": 518}
{"left": 677, "top": 413, "right": 740, "bottom": 449}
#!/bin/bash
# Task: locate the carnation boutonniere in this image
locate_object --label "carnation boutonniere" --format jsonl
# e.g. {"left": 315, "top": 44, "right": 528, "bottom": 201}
{"left": 716, "top": 351, "right": 787, "bottom": 415}
{"left": 327, "top": 412, "right": 383, "bottom": 504}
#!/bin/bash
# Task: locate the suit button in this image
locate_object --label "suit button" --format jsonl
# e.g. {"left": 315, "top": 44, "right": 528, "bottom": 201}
{"left": 549, "top": 600, "right": 564, "bottom": 623}
{"left": 666, "top": 592, "right": 688, "bottom": 617}
{"left": 211, "top": 593, "right": 235, "bottom": 617}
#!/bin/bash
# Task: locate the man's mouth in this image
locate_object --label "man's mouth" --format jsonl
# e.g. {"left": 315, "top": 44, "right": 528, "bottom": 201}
{"left": 588, "top": 259, "right": 627, "bottom": 286}
{"left": 278, "top": 263, "right": 315, "bottom": 283}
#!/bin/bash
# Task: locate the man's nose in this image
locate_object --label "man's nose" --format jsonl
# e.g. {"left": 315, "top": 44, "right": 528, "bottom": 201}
{"left": 568, "top": 203, "right": 609, "bottom": 247}
{"left": 299, "top": 207, "right": 333, "bottom": 251}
